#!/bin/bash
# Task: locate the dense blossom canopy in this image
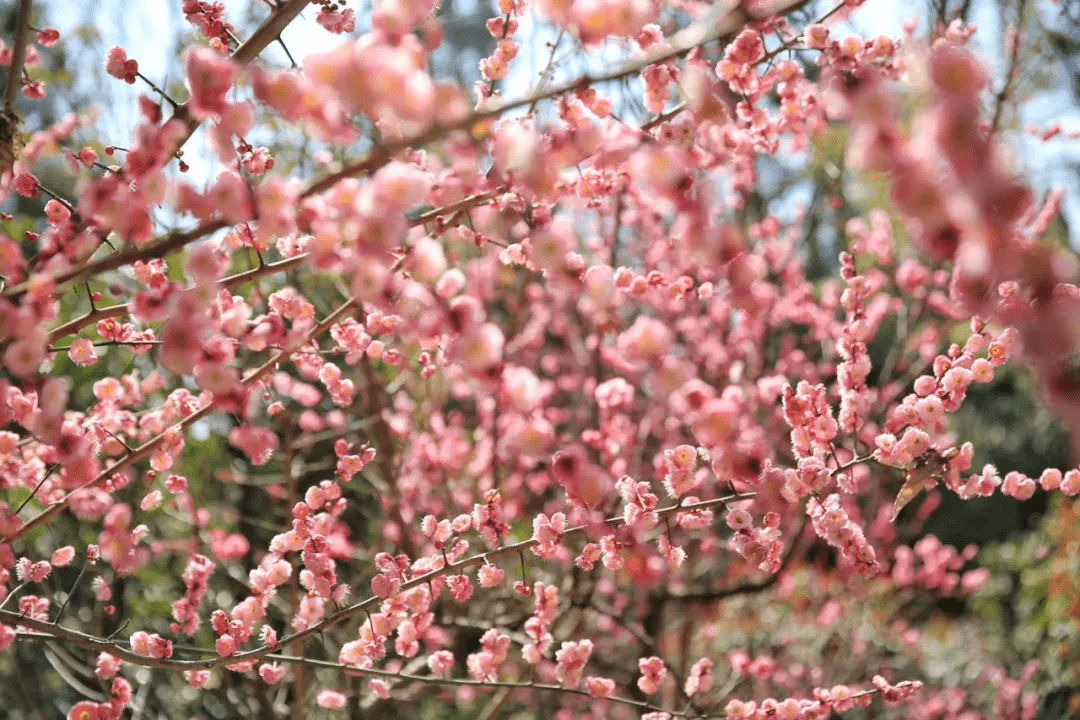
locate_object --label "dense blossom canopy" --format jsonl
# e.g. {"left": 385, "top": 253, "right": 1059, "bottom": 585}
{"left": 0, "top": 0, "right": 1078, "bottom": 718}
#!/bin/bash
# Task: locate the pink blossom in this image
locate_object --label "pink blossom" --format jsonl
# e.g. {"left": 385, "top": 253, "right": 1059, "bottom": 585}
{"left": 428, "top": 650, "right": 455, "bottom": 675}
{"left": 725, "top": 699, "right": 758, "bottom": 719}
{"left": 105, "top": 46, "right": 138, "bottom": 83}
{"left": 447, "top": 574, "right": 473, "bottom": 602}
{"left": 478, "top": 563, "right": 504, "bottom": 588}
{"left": 1061, "top": 469, "right": 1080, "bottom": 496}
{"left": 585, "top": 676, "right": 615, "bottom": 698}
{"left": 316, "top": 690, "right": 347, "bottom": 709}
{"left": 36, "top": 28, "right": 60, "bottom": 47}
{"left": 68, "top": 702, "right": 109, "bottom": 720}
{"left": 185, "top": 47, "right": 238, "bottom": 120}
{"left": 555, "top": 639, "right": 593, "bottom": 688}
{"left": 804, "top": 24, "right": 830, "bottom": 49}
{"left": 12, "top": 172, "right": 40, "bottom": 198}
{"left": 185, "top": 670, "right": 211, "bottom": 689}
{"left": 259, "top": 663, "right": 286, "bottom": 685}
{"left": 68, "top": 338, "right": 99, "bottom": 366}
{"left": 94, "top": 652, "right": 121, "bottom": 679}
{"left": 637, "top": 656, "right": 668, "bottom": 695}
{"left": 685, "top": 658, "right": 714, "bottom": 696}
{"left": 51, "top": 546, "right": 76, "bottom": 567}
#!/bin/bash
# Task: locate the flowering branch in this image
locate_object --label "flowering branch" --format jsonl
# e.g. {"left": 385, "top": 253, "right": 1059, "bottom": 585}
{"left": 44, "top": 188, "right": 501, "bottom": 343}
{"left": 5, "top": 621, "right": 910, "bottom": 717}
{"left": 989, "top": 0, "right": 1028, "bottom": 133}
{"left": 166, "top": 0, "right": 312, "bottom": 154}
{"left": 0, "top": 493, "right": 752, "bottom": 672}
{"left": 663, "top": 514, "right": 809, "bottom": 603}
{"left": 300, "top": 0, "right": 811, "bottom": 198}
{"left": 3, "top": 2, "right": 313, "bottom": 300}
{"left": 8, "top": 625, "right": 676, "bottom": 713}
{"left": 3, "top": 0, "right": 805, "bottom": 302}
{"left": 2, "top": 296, "right": 357, "bottom": 544}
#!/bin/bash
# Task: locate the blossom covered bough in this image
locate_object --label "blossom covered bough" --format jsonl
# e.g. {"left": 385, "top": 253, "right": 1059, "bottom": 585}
{"left": 0, "top": 0, "right": 1075, "bottom": 717}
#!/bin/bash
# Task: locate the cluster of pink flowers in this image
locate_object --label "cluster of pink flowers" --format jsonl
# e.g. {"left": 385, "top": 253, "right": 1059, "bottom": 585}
{"left": 807, "top": 494, "right": 880, "bottom": 577}
{"left": 891, "top": 535, "right": 989, "bottom": 595}
{"left": 317, "top": 2, "right": 357, "bottom": 35}
{"left": 2, "top": 1, "right": 1079, "bottom": 718}
{"left": 129, "top": 630, "right": 173, "bottom": 659}
{"left": 104, "top": 47, "right": 138, "bottom": 84}
{"left": 182, "top": 0, "right": 235, "bottom": 50}
{"left": 536, "top": 0, "right": 654, "bottom": 46}
{"left": 66, "top": 677, "right": 132, "bottom": 720}
{"left": 170, "top": 553, "right": 215, "bottom": 634}
{"left": 522, "top": 582, "right": 558, "bottom": 665}
{"left": 467, "top": 628, "right": 510, "bottom": 681}
{"left": 728, "top": 508, "right": 785, "bottom": 573}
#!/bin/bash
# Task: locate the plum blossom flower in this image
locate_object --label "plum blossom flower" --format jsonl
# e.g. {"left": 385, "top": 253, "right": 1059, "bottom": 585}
{"left": 637, "top": 656, "right": 668, "bottom": 694}
{"left": 185, "top": 46, "right": 238, "bottom": 120}
{"left": 316, "top": 690, "right": 347, "bottom": 709}
{"left": 259, "top": 663, "right": 286, "bottom": 684}
{"left": 105, "top": 46, "right": 138, "bottom": 83}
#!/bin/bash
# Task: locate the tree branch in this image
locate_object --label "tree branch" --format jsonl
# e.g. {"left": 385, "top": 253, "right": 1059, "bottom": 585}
{"left": 8, "top": 626, "right": 682, "bottom": 716}
{"left": 2, "top": 0, "right": 32, "bottom": 113}
{"left": 165, "top": 0, "right": 312, "bottom": 155}
{"left": 2, "top": 297, "right": 357, "bottom": 544}
{"left": 3, "top": 0, "right": 811, "bottom": 302}
{"left": 0, "top": 494, "right": 753, "bottom": 671}
{"left": 44, "top": 188, "right": 500, "bottom": 343}
{"left": 989, "top": 0, "right": 1029, "bottom": 134}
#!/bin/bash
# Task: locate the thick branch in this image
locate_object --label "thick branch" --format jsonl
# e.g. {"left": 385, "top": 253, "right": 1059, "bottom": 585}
{"left": 2, "top": 0, "right": 32, "bottom": 113}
